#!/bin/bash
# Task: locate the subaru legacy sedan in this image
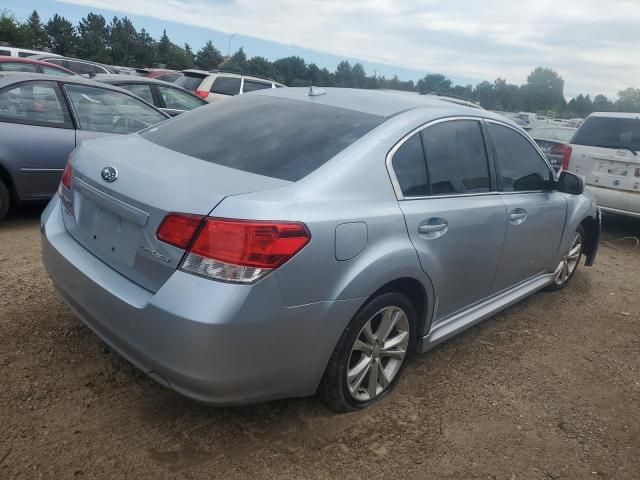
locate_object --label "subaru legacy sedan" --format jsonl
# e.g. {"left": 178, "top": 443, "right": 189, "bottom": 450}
{"left": 41, "top": 88, "right": 600, "bottom": 412}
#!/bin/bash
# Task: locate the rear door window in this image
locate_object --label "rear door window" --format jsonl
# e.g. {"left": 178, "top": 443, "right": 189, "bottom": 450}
{"left": 0, "top": 62, "right": 38, "bottom": 72}
{"left": 488, "top": 123, "right": 553, "bottom": 192}
{"left": 117, "top": 83, "right": 155, "bottom": 105}
{"left": 242, "top": 80, "right": 272, "bottom": 93}
{"left": 142, "top": 95, "right": 384, "bottom": 181}
{"left": 41, "top": 65, "right": 74, "bottom": 76}
{"left": 0, "top": 81, "right": 71, "bottom": 128}
{"left": 572, "top": 116, "right": 640, "bottom": 152}
{"left": 157, "top": 86, "right": 205, "bottom": 110}
{"left": 65, "top": 84, "right": 167, "bottom": 134}
{"left": 422, "top": 120, "right": 491, "bottom": 195}
{"left": 391, "top": 133, "right": 429, "bottom": 197}
{"left": 211, "top": 76, "right": 241, "bottom": 95}
{"left": 174, "top": 73, "right": 205, "bottom": 91}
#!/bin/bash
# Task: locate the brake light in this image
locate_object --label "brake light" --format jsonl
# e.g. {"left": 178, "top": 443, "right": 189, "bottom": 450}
{"left": 60, "top": 159, "right": 72, "bottom": 189}
{"left": 195, "top": 90, "right": 209, "bottom": 99}
{"left": 156, "top": 213, "right": 204, "bottom": 249}
{"left": 157, "top": 215, "right": 311, "bottom": 283}
{"left": 551, "top": 144, "right": 573, "bottom": 170}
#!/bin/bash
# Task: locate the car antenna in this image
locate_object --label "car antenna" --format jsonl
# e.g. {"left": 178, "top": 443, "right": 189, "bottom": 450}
{"left": 308, "top": 85, "right": 326, "bottom": 97}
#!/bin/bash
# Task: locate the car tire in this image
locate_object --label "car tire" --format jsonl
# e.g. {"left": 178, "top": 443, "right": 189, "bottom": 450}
{"left": 0, "top": 179, "right": 9, "bottom": 222}
{"left": 544, "top": 224, "right": 585, "bottom": 292}
{"left": 319, "top": 292, "right": 416, "bottom": 413}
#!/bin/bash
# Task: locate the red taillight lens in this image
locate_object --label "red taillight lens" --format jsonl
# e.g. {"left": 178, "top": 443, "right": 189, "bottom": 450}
{"left": 195, "top": 90, "right": 209, "bottom": 99}
{"left": 551, "top": 144, "right": 573, "bottom": 170}
{"left": 191, "top": 219, "right": 311, "bottom": 269}
{"left": 60, "top": 159, "right": 72, "bottom": 189}
{"left": 156, "top": 213, "right": 204, "bottom": 249}
{"left": 156, "top": 215, "right": 311, "bottom": 283}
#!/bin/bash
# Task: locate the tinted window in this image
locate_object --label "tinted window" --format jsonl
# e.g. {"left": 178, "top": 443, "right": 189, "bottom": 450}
{"left": 174, "top": 73, "right": 204, "bottom": 91}
{"left": 0, "top": 62, "right": 38, "bottom": 72}
{"left": 66, "top": 60, "right": 104, "bottom": 75}
{"left": 391, "top": 133, "right": 429, "bottom": 197}
{"left": 0, "top": 50, "right": 10, "bottom": 56}
{"left": 572, "top": 116, "right": 640, "bottom": 151}
{"left": 0, "top": 82, "right": 69, "bottom": 127}
{"left": 489, "top": 123, "right": 552, "bottom": 192}
{"left": 65, "top": 84, "right": 166, "bottom": 134}
{"left": 243, "top": 80, "right": 271, "bottom": 93}
{"left": 422, "top": 120, "right": 490, "bottom": 195}
{"left": 211, "top": 76, "right": 241, "bottom": 95}
{"left": 528, "top": 127, "right": 575, "bottom": 143}
{"left": 157, "top": 86, "right": 205, "bottom": 111}
{"left": 42, "top": 65, "right": 74, "bottom": 76}
{"left": 118, "top": 83, "right": 155, "bottom": 104}
{"left": 18, "top": 52, "right": 35, "bottom": 58}
{"left": 155, "top": 73, "right": 181, "bottom": 83}
{"left": 142, "top": 95, "right": 384, "bottom": 181}
{"left": 44, "top": 58, "right": 65, "bottom": 67}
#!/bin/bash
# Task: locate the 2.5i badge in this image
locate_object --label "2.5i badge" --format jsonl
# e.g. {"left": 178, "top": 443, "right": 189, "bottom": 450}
{"left": 139, "top": 245, "right": 171, "bottom": 263}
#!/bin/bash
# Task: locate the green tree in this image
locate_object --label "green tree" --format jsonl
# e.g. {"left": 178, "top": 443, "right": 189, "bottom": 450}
{"left": 0, "top": 10, "right": 23, "bottom": 46}
{"left": 417, "top": 73, "right": 452, "bottom": 94}
{"left": 20, "top": 10, "right": 47, "bottom": 49}
{"left": 273, "top": 56, "right": 306, "bottom": 85}
{"left": 351, "top": 63, "right": 366, "bottom": 88}
{"left": 109, "top": 17, "right": 138, "bottom": 66}
{"left": 156, "top": 29, "right": 171, "bottom": 66}
{"left": 246, "top": 56, "right": 276, "bottom": 79}
{"left": 132, "top": 28, "right": 156, "bottom": 67}
{"left": 77, "top": 13, "right": 111, "bottom": 63}
{"left": 224, "top": 46, "right": 248, "bottom": 71}
{"left": 522, "top": 67, "right": 565, "bottom": 112}
{"left": 616, "top": 88, "right": 640, "bottom": 113}
{"left": 335, "top": 60, "right": 353, "bottom": 87}
{"left": 45, "top": 14, "right": 77, "bottom": 56}
{"left": 195, "top": 40, "right": 223, "bottom": 70}
{"left": 592, "top": 94, "right": 614, "bottom": 113}
{"left": 473, "top": 81, "right": 496, "bottom": 109}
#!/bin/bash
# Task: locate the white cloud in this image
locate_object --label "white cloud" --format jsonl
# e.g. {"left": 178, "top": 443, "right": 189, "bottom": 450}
{"left": 57, "top": 0, "right": 639, "bottom": 97}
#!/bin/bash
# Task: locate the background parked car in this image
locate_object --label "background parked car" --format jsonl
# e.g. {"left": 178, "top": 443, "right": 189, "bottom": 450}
{"left": 136, "top": 68, "right": 182, "bottom": 83}
{"left": 529, "top": 125, "right": 577, "bottom": 171}
{"left": 0, "top": 57, "right": 75, "bottom": 76}
{"left": 566, "top": 112, "right": 640, "bottom": 218}
{"left": 29, "top": 54, "right": 123, "bottom": 76}
{"left": 93, "top": 74, "right": 207, "bottom": 116}
{"left": 0, "top": 46, "right": 59, "bottom": 58}
{"left": 0, "top": 73, "right": 169, "bottom": 220}
{"left": 175, "top": 69, "right": 284, "bottom": 102}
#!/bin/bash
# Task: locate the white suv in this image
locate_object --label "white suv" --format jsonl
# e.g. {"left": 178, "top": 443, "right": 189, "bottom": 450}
{"left": 566, "top": 112, "right": 640, "bottom": 218}
{"left": 174, "top": 69, "right": 284, "bottom": 102}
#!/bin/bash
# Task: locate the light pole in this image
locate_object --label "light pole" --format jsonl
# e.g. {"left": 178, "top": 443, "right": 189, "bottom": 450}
{"left": 228, "top": 33, "right": 238, "bottom": 58}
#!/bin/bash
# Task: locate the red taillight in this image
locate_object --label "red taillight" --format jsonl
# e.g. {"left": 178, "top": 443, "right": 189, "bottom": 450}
{"left": 156, "top": 214, "right": 311, "bottom": 283}
{"left": 551, "top": 144, "right": 573, "bottom": 170}
{"left": 156, "top": 213, "right": 204, "bottom": 249}
{"left": 195, "top": 90, "right": 209, "bottom": 99}
{"left": 60, "top": 159, "right": 72, "bottom": 189}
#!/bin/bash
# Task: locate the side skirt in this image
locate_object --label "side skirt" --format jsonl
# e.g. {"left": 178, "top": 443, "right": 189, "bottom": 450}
{"left": 419, "top": 273, "right": 554, "bottom": 353}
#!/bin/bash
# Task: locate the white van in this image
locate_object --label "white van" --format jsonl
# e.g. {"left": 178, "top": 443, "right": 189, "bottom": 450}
{"left": 0, "top": 46, "right": 59, "bottom": 58}
{"left": 566, "top": 112, "right": 640, "bottom": 218}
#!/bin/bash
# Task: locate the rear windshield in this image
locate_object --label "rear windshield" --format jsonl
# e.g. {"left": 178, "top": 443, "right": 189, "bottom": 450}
{"left": 174, "top": 73, "right": 205, "bottom": 91}
{"left": 572, "top": 116, "right": 640, "bottom": 151}
{"left": 141, "top": 95, "right": 384, "bottom": 181}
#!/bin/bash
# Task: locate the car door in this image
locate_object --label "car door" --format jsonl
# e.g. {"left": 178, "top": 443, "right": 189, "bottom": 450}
{"left": 63, "top": 83, "right": 168, "bottom": 145}
{"left": 486, "top": 120, "right": 567, "bottom": 293}
{"left": 0, "top": 80, "right": 75, "bottom": 200}
{"left": 155, "top": 85, "right": 207, "bottom": 116}
{"left": 391, "top": 118, "right": 507, "bottom": 323}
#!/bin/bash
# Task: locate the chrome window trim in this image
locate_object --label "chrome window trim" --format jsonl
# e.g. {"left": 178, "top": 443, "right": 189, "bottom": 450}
{"left": 386, "top": 116, "right": 557, "bottom": 201}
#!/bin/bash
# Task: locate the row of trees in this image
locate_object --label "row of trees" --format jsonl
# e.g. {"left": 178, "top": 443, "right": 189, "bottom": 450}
{"left": 2, "top": 9, "right": 640, "bottom": 117}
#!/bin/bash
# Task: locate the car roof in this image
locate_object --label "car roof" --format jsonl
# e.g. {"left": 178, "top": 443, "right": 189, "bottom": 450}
{"left": 92, "top": 73, "right": 178, "bottom": 85}
{"left": 0, "top": 56, "right": 74, "bottom": 72}
{"left": 182, "top": 69, "right": 277, "bottom": 83}
{"left": 0, "top": 72, "right": 160, "bottom": 93}
{"left": 252, "top": 87, "right": 511, "bottom": 121}
{"left": 587, "top": 112, "right": 640, "bottom": 119}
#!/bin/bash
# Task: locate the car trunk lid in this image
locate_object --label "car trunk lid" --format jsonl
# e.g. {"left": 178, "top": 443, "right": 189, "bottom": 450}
{"left": 61, "top": 134, "right": 290, "bottom": 292}
{"left": 570, "top": 144, "right": 640, "bottom": 193}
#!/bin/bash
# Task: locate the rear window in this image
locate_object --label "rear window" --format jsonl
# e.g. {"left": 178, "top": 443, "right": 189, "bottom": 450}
{"left": 142, "top": 95, "right": 384, "bottom": 181}
{"left": 572, "top": 116, "right": 640, "bottom": 151}
{"left": 211, "top": 76, "right": 241, "bottom": 95}
{"left": 175, "top": 73, "right": 205, "bottom": 91}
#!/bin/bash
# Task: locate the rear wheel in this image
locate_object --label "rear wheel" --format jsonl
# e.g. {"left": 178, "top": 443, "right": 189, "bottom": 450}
{"left": 319, "top": 292, "right": 415, "bottom": 413}
{"left": 0, "top": 180, "right": 9, "bottom": 222}
{"left": 544, "top": 225, "right": 584, "bottom": 291}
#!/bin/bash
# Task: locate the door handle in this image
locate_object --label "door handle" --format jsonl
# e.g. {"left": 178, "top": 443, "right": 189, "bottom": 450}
{"left": 418, "top": 218, "right": 448, "bottom": 238}
{"left": 509, "top": 209, "right": 527, "bottom": 225}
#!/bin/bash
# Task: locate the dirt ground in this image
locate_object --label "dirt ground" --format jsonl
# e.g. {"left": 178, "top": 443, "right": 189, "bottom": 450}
{"left": 0, "top": 206, "right": 639, "bottom": 480}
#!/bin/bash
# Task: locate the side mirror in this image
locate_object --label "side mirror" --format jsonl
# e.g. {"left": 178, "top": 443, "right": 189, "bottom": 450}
{"left": 557, "top": 170, "right": 584, "bottom": 195}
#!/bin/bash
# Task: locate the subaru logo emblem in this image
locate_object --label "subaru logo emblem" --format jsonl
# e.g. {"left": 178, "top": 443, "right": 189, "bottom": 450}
{"left": 101, "top": 166, "right": 118, "bottom": 183}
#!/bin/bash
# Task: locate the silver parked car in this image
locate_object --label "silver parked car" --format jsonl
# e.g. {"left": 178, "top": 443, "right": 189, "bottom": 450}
{"left": 41, "top": 88, "right": 600, "bottom": 412}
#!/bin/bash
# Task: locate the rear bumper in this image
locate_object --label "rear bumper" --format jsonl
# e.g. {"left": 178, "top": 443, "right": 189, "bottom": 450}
{"left": 587, "top": 185, "right": 640, "bottom": 218}
{"left": 41, "top": 196, "right": 362, "bottom": 405}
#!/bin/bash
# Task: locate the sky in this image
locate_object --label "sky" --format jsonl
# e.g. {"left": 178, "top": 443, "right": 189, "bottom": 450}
{"left": 4, "top": 0, "right": 639, "bottom": 99}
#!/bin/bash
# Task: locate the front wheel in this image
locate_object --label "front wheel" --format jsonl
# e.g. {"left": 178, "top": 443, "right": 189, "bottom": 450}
{"left": 319, "top": 292, "right": 415, "bottom": 413}
{"left": 544, "top": 224, "right": 584, "bottom": 291}
{"left": 0, "top": 179, "right": 9, "bottom": 222}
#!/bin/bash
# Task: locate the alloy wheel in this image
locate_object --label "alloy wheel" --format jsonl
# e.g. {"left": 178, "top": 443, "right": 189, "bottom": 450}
{"left": 346, "top": 306, "right": 410, "bottom": 402}
{"left": 553, "top": 231, "right": 583, "bottom": 286}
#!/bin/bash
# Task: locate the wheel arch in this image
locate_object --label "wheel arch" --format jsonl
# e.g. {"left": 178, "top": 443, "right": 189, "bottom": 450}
{"left": 580, "top": 212, "right": 600, "bottom": 266}
{"left": 0, "top": 161, "right": 16, "bottom": 202}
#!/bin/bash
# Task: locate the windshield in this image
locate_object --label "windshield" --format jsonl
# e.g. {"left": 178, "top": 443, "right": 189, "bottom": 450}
{"left": 142, "top": 95, "right": 384, "bottom": 181}
{"left": 572, "top": 116, "right": 640, "bottom": 151}
{"left": 529, "top": 127, "right": 575, "bottom": 143}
